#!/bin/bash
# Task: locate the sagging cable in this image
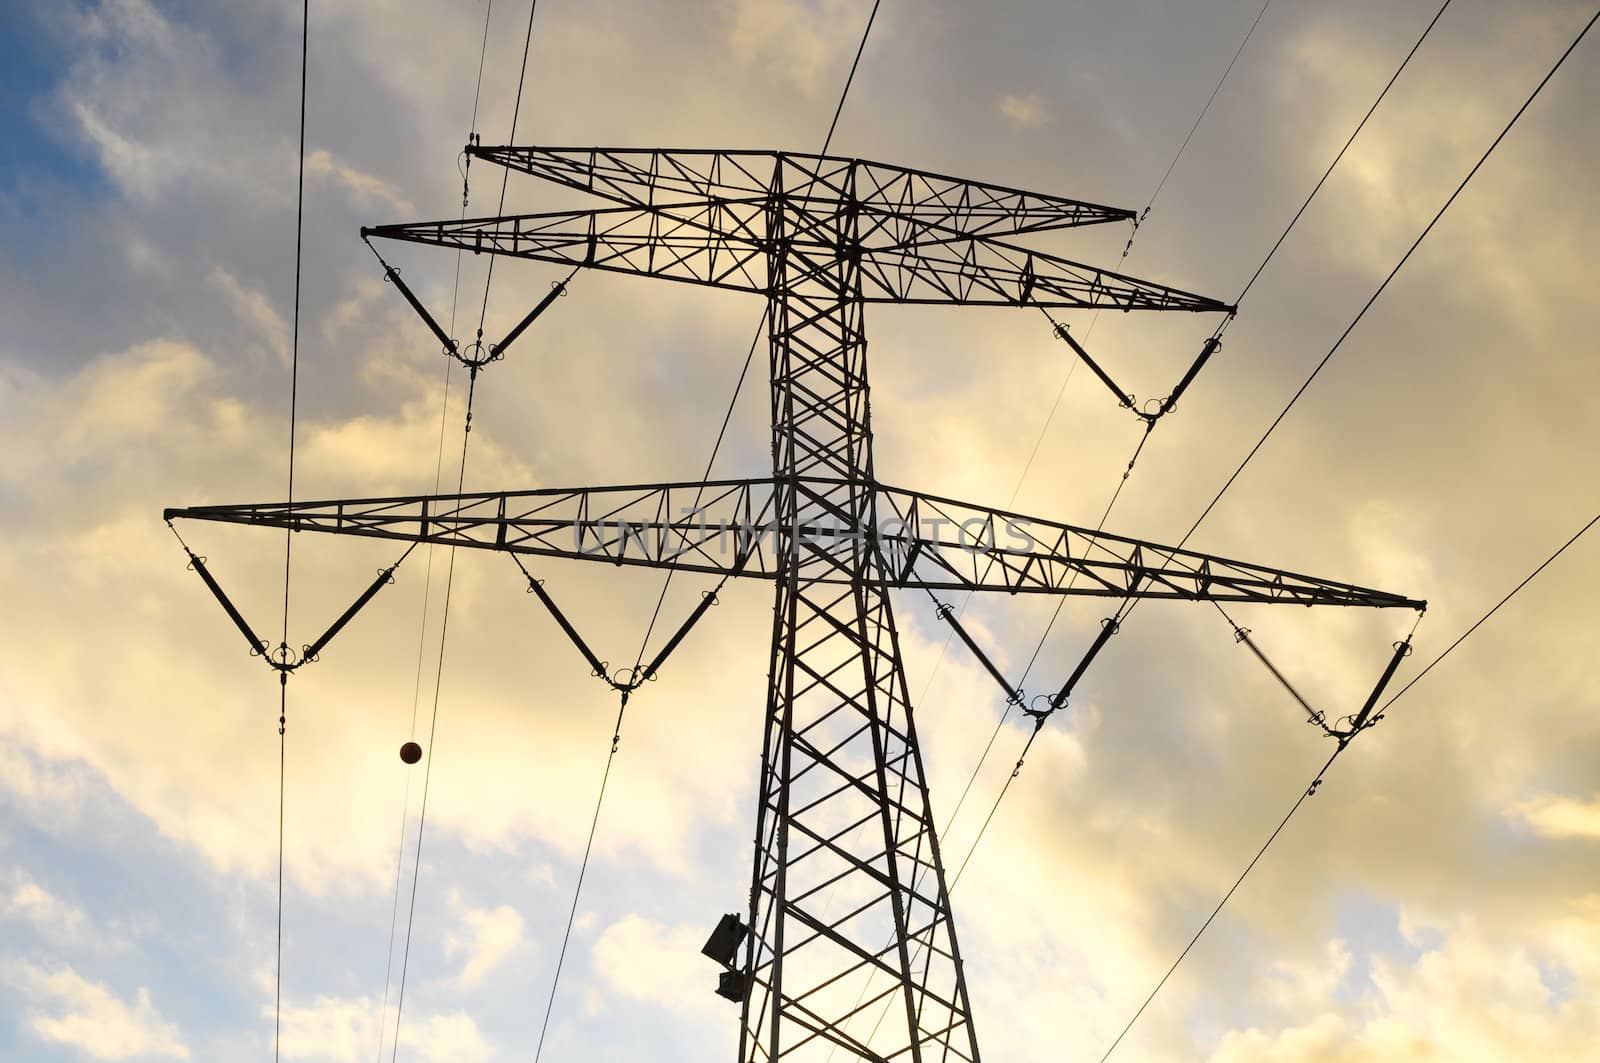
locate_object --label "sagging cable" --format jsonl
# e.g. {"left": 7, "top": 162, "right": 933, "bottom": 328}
{"left": 1032, "top": 616, "right": 1120, "bottom": 721}
{"left": 364, "top": 237, "right": 459, "bottom": 360}
{"left": 1229, "top": 622, "right": 1330, "bottom": 733}
{"left": 929, "top": 593, "right": 1024, "bottom": 707}
{"left": 512, "top": 554, "right": 614, "bottom": 684}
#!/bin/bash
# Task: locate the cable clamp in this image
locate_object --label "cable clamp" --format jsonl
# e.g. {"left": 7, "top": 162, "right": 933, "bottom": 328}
{"left": 1025, "top": 692, "right": 1060, "bottom": 722}
{"left": 268, "top": 642, "right": 301, "bottom": 674}
{"left": 455, "top": 338, "right": 496, "bottom": 369}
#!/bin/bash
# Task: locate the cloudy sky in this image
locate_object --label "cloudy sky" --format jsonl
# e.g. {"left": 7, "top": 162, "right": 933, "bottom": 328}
{"left": 2, "top": 0, "right": 1598, "bottom": 1060}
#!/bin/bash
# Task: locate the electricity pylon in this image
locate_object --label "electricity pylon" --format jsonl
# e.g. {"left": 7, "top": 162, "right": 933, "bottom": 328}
{"left": 167, "top": 147, "right": 1422, "bottom": 1062}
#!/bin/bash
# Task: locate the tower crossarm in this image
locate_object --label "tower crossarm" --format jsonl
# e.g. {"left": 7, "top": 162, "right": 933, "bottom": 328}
{"left": 852, "top": 231, "right": 1229, "bottom": 309}
{"left": 365, "top": 204, "right": 1229, "bottom": 311}
{"left": 165, "top": 478, "right": 782, "bottom": 580}
{"left": 164, "top": 479, "right": 1423, "bottom": 610}
{"left": 870, "top": 485, "right": 1426, "bottom": 609}
{"left": 363, "top": 201, "right": 773, "bottom": 295}
{"left": 469, "top": 146, "right": 1134, "bottom": 237}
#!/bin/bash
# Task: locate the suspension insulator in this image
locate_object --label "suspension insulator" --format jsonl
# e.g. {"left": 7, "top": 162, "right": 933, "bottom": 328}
{"left": 489, "top": 278, "right": 568, "bottom": 361}
{"left": 1348, "top": 636, "right": 1413, "bottom": 733}
{"left": 1160, "top": 336, "right": 1221, "bottom": 416}
{"left": 379, "top": 262, "right": 457, "bottom": 358}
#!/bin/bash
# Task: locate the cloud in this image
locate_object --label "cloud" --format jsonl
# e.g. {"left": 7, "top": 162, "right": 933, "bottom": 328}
{"left": 592, "top": 914, "right": 726, "bottom": 1028}
{"left": 728, "top": 0, "right": 863, "bottom": 97}
{"left": 3, "top": 869, "right": 93, "bottom": 946}
{"left": 0, "top": 324, "right": 749, "bottom": 900}
{"left": 0, "top": 749, "right": 94, "bottom": 825}
{"left": 276, "top": 994, "right": 492, "bottom": 1063}
{"left": 1206, "top": 920, "right": 1600, "bottom": 1061}
{"left": 399, "top": 1011, "right": 495, "bottom": 1063}
{"left": 1510, "top": 794, "right": 1600, "bottom": 840}
{"left": 6, "top": 961, "right": 189, "bottom": 1060}
{"left": 305, "top": 150, "right": 415, "bottom": 214}
{"left": 209, "top": 266, "right": 292, "bottom": 368}
{"left": 60, "top": 0, "right": 286, "bottom": 206}
{"left": 997, "top": 93, "right": 1049, "bottom": 128}
{"left": 69, "top": 99, "right": 171, "bottom": 203}
{"left": 1257, "top": 937, "right": 1353, "bottom": 1012}
{"left": 446, "top": 895, "right": 526, "bottom": 989}
{"left": 7, "top": 0, "right": 1600, "bottom": 1059}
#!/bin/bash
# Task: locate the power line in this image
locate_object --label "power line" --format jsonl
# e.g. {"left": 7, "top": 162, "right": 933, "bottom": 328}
{"left": 942, "top": 0, "right": 1550, "bottom": 995}
{"left": 388, "top": 2, "right": 543, "bottom": 1054}
{"left": 522, "top": 315, "right": 768, "bottom": 1059}
{"left": 995, "top": 0, "right": 1435, "bottom": 678}
{"left": 985, "top": 0, "right": 1461, "bottom": 725}
{"left": 1377, "top": 510, "right": 1600, "bottom": 721}
{"left": 627, "top": 0, "right": 882, "bottom": 673}
{"left": 1145, "top": 0, "right": 1275, "bottom": 219}
{"left": 373, "top": 4, "right": 496, "bottom": 1059}
{"left": 912, "top": 0, "right": 1284, "bottom": 790}
{"left": 1172, "top": 1, "right": 1595, "bottom": 558}
{"left": 1226, "top": 0, "right": 1455, "bottom": 313}
{"left": 389, "top": 373, "right": 481, "bottom": 1063}
{"left": 532, "top": 3, "right": 888, "bottom": 1050}
{"left": 821, "top": 0, "right": 883, "bottom": 154}
{"left": 1097, "top": 503, "right": 1600, "bottom": 1062}
{"left": 532, "top": 695, "right": 630, "bottom": 1061}
{"left": 275, "top": 685, "right": 288, "bottom": 1061}
{"left": 1095, "top": 742, "right": 1337, "bottom": 1063}
{"left": 921, "top": 0, "right": 1277, "bottom": 700}
{"left": 1094, "top": 16, "right": 1600, "bottom": 1052}
{"left": 922, "top": 0, "right": 1294, "bottom": 894}
{"left": 275, "top": 1, "right": 310, "bottom": 1058}
{"left": 838, "top": 6, "right": 1288, "bottom": 1045}
{"left": 476, "top": 0, "right": 541, "bottom": 336}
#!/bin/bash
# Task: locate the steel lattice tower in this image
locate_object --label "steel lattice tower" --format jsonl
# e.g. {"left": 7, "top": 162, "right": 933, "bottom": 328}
{"left": 167, "top": 147, "right": 1422, "bottom": 1062}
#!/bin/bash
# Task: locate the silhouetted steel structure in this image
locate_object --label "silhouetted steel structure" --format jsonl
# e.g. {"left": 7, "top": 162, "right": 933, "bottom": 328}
{"left": 168, "top": 147, "right": 1422, "bottom": 1062}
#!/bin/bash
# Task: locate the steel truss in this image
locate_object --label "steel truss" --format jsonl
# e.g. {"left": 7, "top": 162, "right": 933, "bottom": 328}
{"left": 168, "top": 479, "right": 1421, "bottom": 610}
{"left": 167, "top": 146, "right": 1418, "bottom": 1062}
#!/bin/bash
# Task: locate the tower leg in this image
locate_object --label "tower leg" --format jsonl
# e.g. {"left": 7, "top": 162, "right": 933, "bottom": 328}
{"left": 738, "top": 163, "right": 979, "bottom": 1062}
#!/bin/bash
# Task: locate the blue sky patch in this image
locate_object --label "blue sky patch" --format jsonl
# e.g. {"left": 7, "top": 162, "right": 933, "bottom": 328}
{"left": 0, "top": 2, "right": 110, "bottom": 198}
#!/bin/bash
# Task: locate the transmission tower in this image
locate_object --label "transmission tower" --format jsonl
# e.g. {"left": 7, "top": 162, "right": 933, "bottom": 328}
{"left": 167, "top": 147, "right": 1422, "bottom": 1061}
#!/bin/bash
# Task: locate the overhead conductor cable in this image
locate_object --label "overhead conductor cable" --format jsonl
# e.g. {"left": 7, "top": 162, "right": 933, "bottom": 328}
{"left": 1097, "top": 8, "right": 1600, "bottom": 1058}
